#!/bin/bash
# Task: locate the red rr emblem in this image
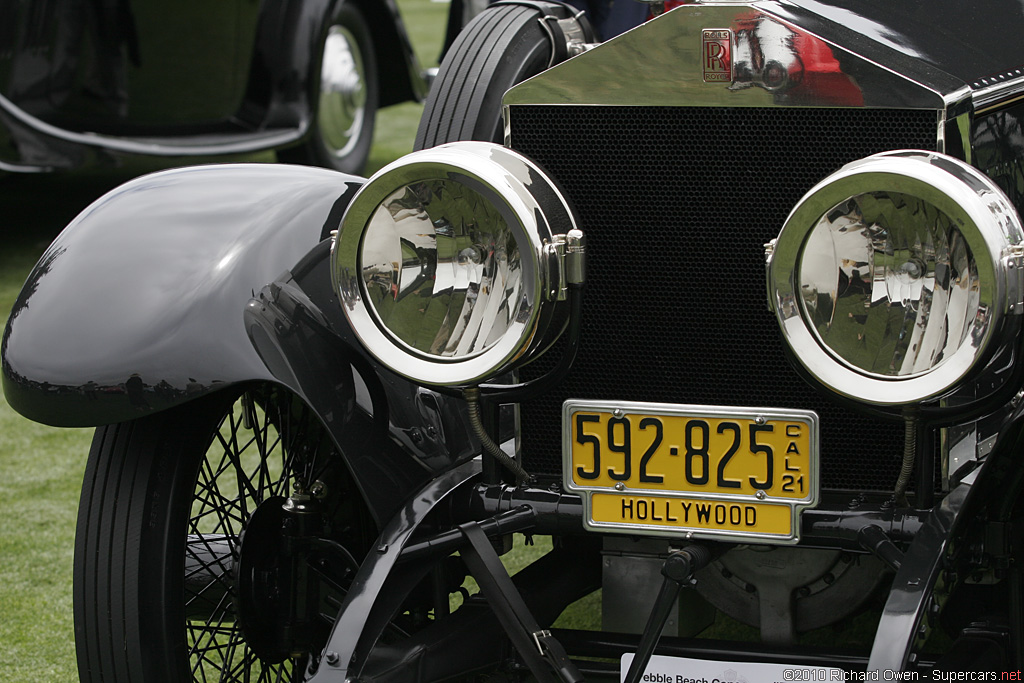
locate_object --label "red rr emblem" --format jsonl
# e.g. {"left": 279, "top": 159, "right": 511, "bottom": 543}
{"left": 702, "top": 28, "right": 733, "bottom": 83}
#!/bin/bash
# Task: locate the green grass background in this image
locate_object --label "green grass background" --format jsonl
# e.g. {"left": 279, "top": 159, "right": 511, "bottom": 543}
{"left": 0, "top": 1, "right": 446, "bottom": 679}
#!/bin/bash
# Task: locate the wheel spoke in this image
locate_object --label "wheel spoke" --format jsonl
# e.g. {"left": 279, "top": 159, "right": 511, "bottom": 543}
{"left": 188, "top": 622, "right": 237, "bottom": 679}
{"left": 191, "top": 583, "right": 235, "bottom": 630}
{"left": 249, "top": 402, "right": 270, "bottom": 501}
{"left": 222, "top": 634, "right": 249, "bottom": 683}
{"left": 188, "top": 602, "right": 253, "bottom": 682}
{"left": 185, "top": 535, "right": 235, "bottom": 619}
{"left": 220, "top": 412, "right": 261, "bottom": 512}
{"left": 180, "top": 389, "right": 363, "bottom": 682}
{"left": 273, "top": 445, "right": 299, "bottom": 499}
{"left": 188, "top": 391, "right": 297, "bottom": 682}
{"left": 194, "top": 455, "right": 245, "bottom": 536}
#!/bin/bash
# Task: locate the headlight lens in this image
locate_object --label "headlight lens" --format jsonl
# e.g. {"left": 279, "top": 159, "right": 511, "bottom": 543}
{"left": 360, "top": 179, "right": 523, "bottom": 358}
{"left": 333, "top": 142, "right": 578, "bottom": 386}
{"left": 800, "top": 190, "right": 980, "bottom": 377}
{"left": 769, "top": 151, "right": 1023, "bottom": 405}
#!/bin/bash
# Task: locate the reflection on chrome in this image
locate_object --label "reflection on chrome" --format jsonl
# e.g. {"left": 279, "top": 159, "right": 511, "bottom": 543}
{"left": 732, "top": 15, "right": 803, "bottom": 92}
{"left": 360, "top": 180, "right": 524, "bottom": 359}
{"left": 799, "top": 192, "right": 982, "bottom": 378}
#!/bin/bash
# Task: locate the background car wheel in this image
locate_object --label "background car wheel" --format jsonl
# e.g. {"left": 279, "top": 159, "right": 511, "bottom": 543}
{"left": 73, "top": 386, "right": 375, "bottom": 682}
{"left": 415, "top": 2, "right": 589, "bottom": 148}
{"left": 280, "top": 3, "right": 379, "bottom": 174}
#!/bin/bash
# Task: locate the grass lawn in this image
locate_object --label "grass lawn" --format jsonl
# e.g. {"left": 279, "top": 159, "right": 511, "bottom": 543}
{"left": 0, "top": 1, "right": 446, "bottom": 679}
{"left": 0, "top": 170, "right": 124, "bottom": 681}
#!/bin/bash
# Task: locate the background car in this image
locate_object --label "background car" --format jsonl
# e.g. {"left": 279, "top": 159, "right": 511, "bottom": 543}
{"left": 0, "top": 0, "right": 428, "bottom": 175}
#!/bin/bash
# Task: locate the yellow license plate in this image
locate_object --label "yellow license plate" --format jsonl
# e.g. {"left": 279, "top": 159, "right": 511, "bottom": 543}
{"left": 562, "top": 400, "right": 819, "bottom": 544}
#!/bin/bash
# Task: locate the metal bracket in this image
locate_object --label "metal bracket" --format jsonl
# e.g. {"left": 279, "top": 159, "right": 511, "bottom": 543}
{"left": 307, "top": 459, "right": 482, "bottom": 682}
{"left": 540, "top": 15, "right": 597, "bottom": 65}
{"left": 1003, "top": 245, "right": 1024, "bottom": 314}
{"left": 459, "top": 521, "right": 584, "bottom": 682}
{"left": 537, "top": 13, "right": 598, "bottom": 68}
{"left": 533, "top": 628, "right": 553, "bottom": 655}
{"left": 544, "top": 229, "right": 586, "bottom": 301}
{"left": 621, "top": 545, "right": 712, "bottom": 683}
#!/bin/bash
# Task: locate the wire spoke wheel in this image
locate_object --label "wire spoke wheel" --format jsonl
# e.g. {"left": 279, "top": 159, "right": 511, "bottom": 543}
{"left": 74, "top": 386, "right": 374, "bottom": 683}
{"left": 187, "top": 396, "right": 298, "bottom": 681}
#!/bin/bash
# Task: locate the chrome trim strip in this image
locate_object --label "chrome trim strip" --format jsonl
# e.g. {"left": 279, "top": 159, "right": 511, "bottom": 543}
{"left": 938, "top": 88, "right": 973, "bottom": 158}
{"left": 973, "top": 73, "right": 1024, "bottom": 113}
{"left": 0, "top": 91, "right": 306, "bottom": 156}
{"left": 0, "top": 157, "right": 52, "bottom": 173}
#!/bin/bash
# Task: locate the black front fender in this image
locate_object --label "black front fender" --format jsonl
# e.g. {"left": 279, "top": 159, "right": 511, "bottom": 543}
{"left": 2, "top": 163, "right": 360, "bottom": 427}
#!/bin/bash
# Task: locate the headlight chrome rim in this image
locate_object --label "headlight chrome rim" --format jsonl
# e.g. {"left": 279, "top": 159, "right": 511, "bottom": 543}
{"left": 332, "top": 142, "right": 576, "bottom": 386}
{"left": 769, "top": 150, "right": 1024, "bottom": 406}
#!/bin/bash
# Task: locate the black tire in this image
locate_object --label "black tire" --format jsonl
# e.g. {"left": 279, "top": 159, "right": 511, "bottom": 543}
{"left": 280, "top": 3, "right": 378, "bottom": 174}
{"left": 415, "top": 3, "right": 580, "bottom": 149}
{"left": 73, "top": 386, "right": 375, "bottom": 682}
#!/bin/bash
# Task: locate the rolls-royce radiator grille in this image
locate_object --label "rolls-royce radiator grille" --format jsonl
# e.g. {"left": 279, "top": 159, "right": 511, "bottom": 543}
{"left": 509, "top": 105, "right": 940, "bottom": 492}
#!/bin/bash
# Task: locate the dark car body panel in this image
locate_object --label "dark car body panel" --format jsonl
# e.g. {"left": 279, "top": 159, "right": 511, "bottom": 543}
{"left": 765, "top": 0, "right": 1024, "bottom": 87}
{"left": 0, "top": 0, "right": 425, "bottom": 171}
{"left": 0, "top": 0, "right": 262, "bottom": 129}
{"left": 2, "top": 163, "right": 348, "bottom": 424}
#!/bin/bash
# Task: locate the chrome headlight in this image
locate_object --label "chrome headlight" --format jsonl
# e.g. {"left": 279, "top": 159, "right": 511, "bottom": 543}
{"left": 332, "top": 142, "right": 578, "bottom": 386}
{"left": 768, "top": 151, "right": 1024, "bottom": 406}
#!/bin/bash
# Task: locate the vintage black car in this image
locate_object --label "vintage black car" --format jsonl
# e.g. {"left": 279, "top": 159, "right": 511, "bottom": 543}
{"left": 4, "top": 0, "right": 1024, "bottom": 681}
{"left": 0, "top": 0, "right": 427, "bottom": 174}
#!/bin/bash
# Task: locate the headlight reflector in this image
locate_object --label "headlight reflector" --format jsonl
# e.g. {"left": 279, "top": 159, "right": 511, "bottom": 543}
{"left": 360, "top": 179, "right": 523, "bottom": 358}
{"left": 769, "top": 151, "right": 1023, "bottom": 405}
{"left": 333, "top": 142, "right": 577, "bottom": 385}
{"left": 799, "top": 190, "right": 980, "bottom": 377}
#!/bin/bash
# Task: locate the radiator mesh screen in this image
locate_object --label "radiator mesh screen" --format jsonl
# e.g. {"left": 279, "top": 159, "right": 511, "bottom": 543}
{"left": 509, "top": 105, "right": 939, "bottom": 491}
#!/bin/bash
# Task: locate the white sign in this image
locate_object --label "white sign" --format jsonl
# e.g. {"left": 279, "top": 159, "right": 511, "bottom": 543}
{"left": 620, "top": 653, "right": 843, "bottom": 683}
